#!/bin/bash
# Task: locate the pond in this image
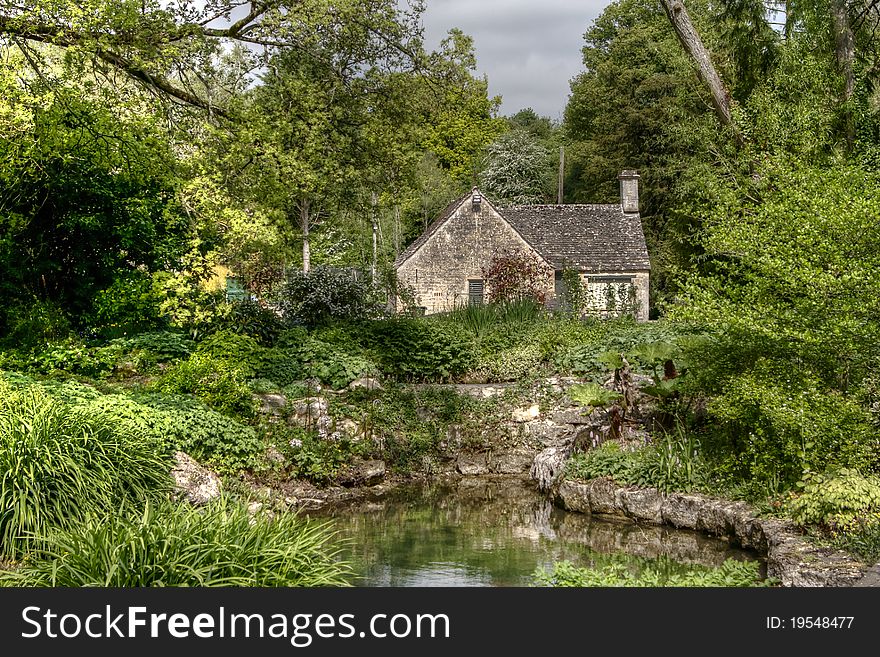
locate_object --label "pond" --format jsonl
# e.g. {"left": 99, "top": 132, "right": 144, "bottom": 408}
{"left": 312, "top": 476, "right": 764, "bottom": 587}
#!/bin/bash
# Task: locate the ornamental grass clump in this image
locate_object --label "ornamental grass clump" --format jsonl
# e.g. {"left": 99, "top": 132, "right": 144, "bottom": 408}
{"left": 0, "top": 383, "right": 172, "bottom": 559}
{"left": 3, "top": 498, "right": 352, "bottom": 587}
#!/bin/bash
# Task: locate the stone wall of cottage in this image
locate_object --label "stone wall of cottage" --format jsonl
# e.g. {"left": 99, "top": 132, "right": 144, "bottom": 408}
{"left": 579, "top": 271, "right": 650, "bottom": 322}
{"left": 396, "top": 199, "right": 554, "bottom": 314}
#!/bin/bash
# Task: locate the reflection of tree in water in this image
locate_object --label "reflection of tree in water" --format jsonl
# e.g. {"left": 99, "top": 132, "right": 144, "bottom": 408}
{"left": 315, "top": 478, "right": 761, "bottom": 587}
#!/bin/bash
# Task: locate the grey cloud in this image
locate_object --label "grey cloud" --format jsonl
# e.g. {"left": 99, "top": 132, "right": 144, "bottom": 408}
{"left": 421, "top": 0, "right": 610, "bottom": 118}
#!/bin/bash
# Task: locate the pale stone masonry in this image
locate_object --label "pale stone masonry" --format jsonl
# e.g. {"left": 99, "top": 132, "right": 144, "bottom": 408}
{"left": 395, "top": 170, "right": 650, "bottom": 320}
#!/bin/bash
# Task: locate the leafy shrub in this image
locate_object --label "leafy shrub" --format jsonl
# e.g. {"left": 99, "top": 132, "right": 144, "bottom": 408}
{"left": 559, "top": 267, "right": 588, "bottom": 317}
{"left": 566, "top": 442, "right": 638, "bottom": 482}
{"left": 1, "top": 300, "right": 71, "bottom": 350}
{"left": 249, "top": 378, "right": 280, "bottom": 394}
{"left": 259, "top": 341, "right": 377, "bottom": 390}
{"left": 151, "top": 353, "right": 257, "bottom": 418}
{"left": 475, "top": 342, "right": 544, "bottom": 382}
{"left": 2, "top": 498, "right": 351, "bottom": 587}
{"left": 566, "top": 431, "right": 708, "bottom": 494}
{"left": 834, "top": 521, "right": 880, "bottom": 563}
{"left": 786, "top": 468, "right": 880, "bottom": 532}
{"left": 258, "top": 350, "right": 304, "bottom": 387}
{"left": 218, "top": 300, "right": 285, "bottom": 345}
{"left": 703, "top": 362, "right": 878, "bottom": 486}
{"left": 90, "top": 273, "right": 164, "bottom": 338}
{"left": 533, "top": 558, "right": 769, "bottom": 587}
{"left": 109, "top": 331, "right": 194, "bottom": 361}
{"left": 481, "top": 251, "right": 552, "bottom": 304}
{"left": 340, "top": 385, "right": 474, "bottom": 471}
{"left": 287, "top": 433, "right": 359, "bottom": 484}
{"left": 0, "top": 383, "right": 172, "bottom": 558}
{"left": 196, "top": 330, "right": 267, "bottom": 377}
{"left": 569, "top": 382, "right": 622, "bottom": 407}
{"left": 19, "top": 340, "right": 120, "bottom": 378}
{"left": 95, "top": 394, "right": 263, "bottom": 474}
{"left": 365, "top": 318, "right": 475, "bottom": 381}
{"left": 275, "top": 266, "right": 382, "bottom": 326}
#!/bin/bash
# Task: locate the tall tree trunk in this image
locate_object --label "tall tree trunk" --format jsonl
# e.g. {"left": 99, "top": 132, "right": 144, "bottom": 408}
{"left": 831, "top": 0, "right": 855, "bottom": 150}
{"left": 659, "top": 0, "right": 744, "bottom": 146}
{"left": 371, "top": 192, "right": 378, "bottom": 285}
{"left": 300, "top": 198, "right": 311, "bottom": 273}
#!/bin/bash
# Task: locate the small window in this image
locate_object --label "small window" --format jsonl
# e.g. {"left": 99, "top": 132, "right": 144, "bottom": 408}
{"left": 468, "top": 279, "right": 484, "bottom": 305}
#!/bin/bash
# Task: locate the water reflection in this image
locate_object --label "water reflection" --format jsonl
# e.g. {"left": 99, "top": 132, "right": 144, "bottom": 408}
{"left": 313, "top": 477, "right": 762, "bottom": 587}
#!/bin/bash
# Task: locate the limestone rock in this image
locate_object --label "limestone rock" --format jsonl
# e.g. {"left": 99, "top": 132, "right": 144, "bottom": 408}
{"left": 512, "top": 404, "right": 540, "bottom": 422}
{"left": 660, "top": 493, "right": 704, "bottom": 530}
{"left": 337, "top": 459, "right": 386, "bottom": 487}
{"left": 288, "top": 397, "right": 335, "bottom": 439}
{"left": 171, "top": 451, "right": 222, "bottom": 505}
{"left": 457, "top": 452, "right": 490, "bottom": 475}
{"left": 492, "top": 448, "right": 535, "bottom": 474}
{"left": 347, "top": 377, "right": 383, "bottom": 391}
{"left": 620, "top": 487, "right": 663, "bottom": 523}
{"left": 531, "top": 445, "right": 572, "bottom": 491}
{"left": 556, "top": 480, "right": 593, "bottom": 514}
{"left": 587, "top": 477, "right": 626, "bottom": 516}
{"left": 257, "top": 393, "right": 287, "bottom": 416}
{"left": 523, "top": 419, "right": 575, "bottom": 446}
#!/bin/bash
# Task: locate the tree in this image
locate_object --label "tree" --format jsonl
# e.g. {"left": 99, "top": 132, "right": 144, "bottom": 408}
{"left": 0, "top": 82, "right": 193, "bottom": 322}
{"left": 0, "top": 0, "right": 424, "bottom": 116}
{"left": 479, "top": 129, "right": 553, "bottom": 204}
{"left": 658, "top": 0, "right": 743, "bottom": 145}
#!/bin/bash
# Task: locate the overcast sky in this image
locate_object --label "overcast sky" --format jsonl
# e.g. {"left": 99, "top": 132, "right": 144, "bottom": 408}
{"left": 420, "top": 0, "right": 611, "bottom": 120}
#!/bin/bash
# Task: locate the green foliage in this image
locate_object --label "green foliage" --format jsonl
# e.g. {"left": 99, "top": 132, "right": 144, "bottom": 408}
{"left": 834, "top": 522, "right": 880, "bottom": 564}
{"left": 0, "top": 300, "right": 71, "bottom": 350}
{"left": 275, "top": 266, "right": 382, "bottom": 327}
{"left": 90, "top": 273, "right": 165, "bottom": 338}
{"left": 218, "top": 300, "right": 285, "bottom": 345}
{"left": 786, "top": 469, "right": 880, "bottom": 533}
{"left": 566, "top": 431, "right": 709, "bottom": 494}
{"left": 566, "top": 442, "right": 637, "bottom": 482}
{"left": 17, "top": 340, "right": 121, "bottom": 378}
{"left": 533, "top": 558, "right": 770, "bottom": 587}
{"left": 151, "top": 353, "right": 257, "bottom": 419}
{"left": 0, "top": 83, "right": 194, "bottom": 323}
{"left": 196, "top": 330, "right": 266, "bottom": 377}
{"left": 109, "top": 331, "right": 195, "bottom": 361}
{"left": 0, "top": 382, "right": 172, "bottom": 558}
{"left": 475, "top": 342, "right": 544, "bottom": 383}
{"left": 338, "top": 385, "right": 476, "bottom": 472}
{"left": 365, "top": 318, "right": 475, "bottom": 382}
{"left": 99, "top": 394, "right": 263, "bottom": 475}
{"left": 560, "top": 268, "right": 588, "bottom": 317}
{"left": 259, "top": 336, "right": 378, "bottom": 390}
{"left": 568, "top": 383, "right": 622, "bottom": 408}
{"left": 2, "top": 498, "right": 351, "bottom": 587}
{"left": 286, "top": 432, "right": 359, "bottom": 485}
{"left": 248, "top": 378, "right": 280, "bottom": 394}
{"left": 700, "top": 362, "right": 876, "bottom": 487}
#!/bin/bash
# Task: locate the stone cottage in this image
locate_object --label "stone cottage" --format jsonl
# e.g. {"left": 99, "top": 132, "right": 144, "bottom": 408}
{"left": 394, "top": 171, "right": 650, "bottom": 320}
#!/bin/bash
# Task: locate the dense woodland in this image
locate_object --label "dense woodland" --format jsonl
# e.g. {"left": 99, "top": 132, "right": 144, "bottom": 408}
{"left": 1, "top": 0, "right": 880, "bottom": 586}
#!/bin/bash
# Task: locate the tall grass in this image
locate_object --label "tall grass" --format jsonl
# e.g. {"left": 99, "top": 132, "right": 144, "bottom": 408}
{"left": 2, "top": 499, "right": 352, "bottom": 587}
{"left": 0, "top": 383, "right": 172, "bottom": 558}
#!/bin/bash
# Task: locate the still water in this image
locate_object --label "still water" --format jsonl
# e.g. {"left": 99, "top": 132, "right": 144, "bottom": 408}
{"left": 313, "top": 477, "right": 762, "bottom": 587}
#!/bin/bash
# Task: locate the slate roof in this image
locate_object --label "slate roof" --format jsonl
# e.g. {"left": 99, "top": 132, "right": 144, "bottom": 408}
{"left": 501, "top": 204, "right": 650, "bottom": 272}
{"left": 394, "top": 193, "right": 650, "bottom": 273}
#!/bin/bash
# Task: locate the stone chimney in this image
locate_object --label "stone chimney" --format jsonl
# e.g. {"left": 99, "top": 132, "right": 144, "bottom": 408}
{"left": 471, "top": 187, "right": 482, "bottom": 212}
{"left": 618, "top": 170, "right": 640, "bottom": 214}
